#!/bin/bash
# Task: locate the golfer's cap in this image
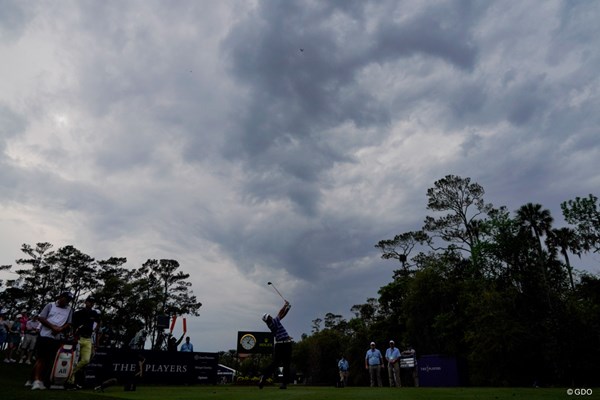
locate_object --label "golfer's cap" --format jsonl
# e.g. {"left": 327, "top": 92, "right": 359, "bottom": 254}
{"left": 262, "top": 313, "right": 270, "bottom": 322}
{"left": 16, "top": 313, "right": 22, "bottom": 318}
{"left": 370, "top": 342, "right": 376, "bottom": 346}
{"left": 389, "top": 340, "right": 395, "bottom": 344}
{"left": 59, "top": 291, "right": 74, "bottom": 300}
{"left": 86, "top": 295, "right": 96, "bottom": 302}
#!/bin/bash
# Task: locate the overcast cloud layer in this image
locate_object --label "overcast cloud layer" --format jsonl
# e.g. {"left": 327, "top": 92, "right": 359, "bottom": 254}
{"left": 1, "top": 0, "right": 599, "bottom": 351}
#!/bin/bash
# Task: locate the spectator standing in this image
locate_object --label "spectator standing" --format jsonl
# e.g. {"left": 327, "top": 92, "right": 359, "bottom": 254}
{"left": 180, "top": 336, "right": 193, "bottom": 352}
{"left": 0, "top": 311, "right": 8, "bottom": 354}
{"left": 338, "top": 354, "right": 349, "bottom": 387}
{"left": 385, "top": 340, "right": 401, "bottom": 387}
{"left": 18, "top": 310, "right": 29, "bottom": 334}
{"left": 129, "top": 329, "right": 147, "bottom": 350}
{"left": 19, "top": 313, "right": 41, "bottom": 364}
{"left": 401, "top": 345, "right": 419, "bottom": 387}
{"left": 167, "top": 333, "right": 184, "bottom": 352}
{"left": 4, "top": 313, "right": 23, "bottom": 362}
{"left": 365, "top": 342, "right": 383, "bottom": 387}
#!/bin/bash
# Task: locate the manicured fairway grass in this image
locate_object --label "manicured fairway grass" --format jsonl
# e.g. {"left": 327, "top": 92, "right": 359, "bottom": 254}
{"left": 90, "top": 385, "right": 571, "bottom": 400}
{"left": 0, "top": 363, "right": 580, "bottom": 400}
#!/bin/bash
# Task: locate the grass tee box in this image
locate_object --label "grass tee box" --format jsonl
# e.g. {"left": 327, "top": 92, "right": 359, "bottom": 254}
{"left": 38, "top": 386, "right": 592, "bottom": 400}
{"left": 0, "top": 364, "right": 586, "bottom": 400}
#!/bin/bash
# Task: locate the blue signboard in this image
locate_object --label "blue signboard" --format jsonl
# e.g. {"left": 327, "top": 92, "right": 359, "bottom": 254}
{"left": 417, "top": 355, "right": 462, "bottom": 387}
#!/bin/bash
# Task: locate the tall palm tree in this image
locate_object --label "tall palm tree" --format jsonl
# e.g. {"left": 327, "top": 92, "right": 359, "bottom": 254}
{"left": 516, "top": 203, "right": 554, "bottom": 252}
{"left": 516, "top": 204, "right": 562, "bottom": 380}
{"left": 547, "top": 227, "right": 581, "bottom": 291}
{"left": 516, "top": 203, "right": 554, "bottom": 305}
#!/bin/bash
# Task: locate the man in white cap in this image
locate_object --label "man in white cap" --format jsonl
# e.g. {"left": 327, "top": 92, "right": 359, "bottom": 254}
{"left": 258, "top": 301, "right": 292, "bottom": 390}
{"left": 365, "top": 341, "right": 383, "bottom": 387}
{"left": 28, "top": 291, "right": 74, "bottom": 390}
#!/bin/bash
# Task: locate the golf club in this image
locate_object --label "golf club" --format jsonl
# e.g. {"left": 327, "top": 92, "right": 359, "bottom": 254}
{"left": 267, "top": 281, "right": 287, "bottom": 302}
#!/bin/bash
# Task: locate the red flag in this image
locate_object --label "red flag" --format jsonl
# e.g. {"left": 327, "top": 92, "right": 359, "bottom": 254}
{"left": 169, "top": 315, "right": 177, "bottom": 334}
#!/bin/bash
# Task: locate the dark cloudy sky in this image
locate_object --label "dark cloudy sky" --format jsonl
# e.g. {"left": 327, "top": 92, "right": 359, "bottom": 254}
{"left": 1, "top": 0, "right": 599, "bottom": 351}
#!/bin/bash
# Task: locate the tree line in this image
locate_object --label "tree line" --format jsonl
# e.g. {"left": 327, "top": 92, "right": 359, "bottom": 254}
{"left": 2, "top": 175, "right": 599, "bottom": 386}
{"left": 291, "top": 175, "right": 600, "bottom": 387}
{"left": 0, "top": 245, "right": 201, "bottom": 349}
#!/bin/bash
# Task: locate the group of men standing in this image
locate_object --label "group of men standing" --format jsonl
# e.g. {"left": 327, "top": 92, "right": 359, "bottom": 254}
{"left": 364, "top": 340, "right": 418, "bottom": 388}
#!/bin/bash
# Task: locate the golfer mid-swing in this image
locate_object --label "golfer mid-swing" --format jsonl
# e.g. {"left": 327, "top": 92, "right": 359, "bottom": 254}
{"left": 258, "top": 301, "right": 292, "bottom": 389}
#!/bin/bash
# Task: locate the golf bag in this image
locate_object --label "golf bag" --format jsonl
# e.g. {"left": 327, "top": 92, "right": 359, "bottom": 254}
{"left": 50, "top": 343, "right": 75, "bottom": 389}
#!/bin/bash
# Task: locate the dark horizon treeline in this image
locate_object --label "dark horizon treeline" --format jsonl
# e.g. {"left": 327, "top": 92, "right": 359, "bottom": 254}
{"left": 0, "top": 246, "right": 201, "bottom": 350}
{"left": 2, "top": 175, "right": 599, "bottom": 387}
{"left": 292, "top": 175, "right": 600, "bottom": 387}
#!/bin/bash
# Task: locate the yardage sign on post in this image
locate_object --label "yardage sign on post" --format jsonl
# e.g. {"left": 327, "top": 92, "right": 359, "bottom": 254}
{"left": 237, "top": 331, "right": 273, "bottom": 354}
